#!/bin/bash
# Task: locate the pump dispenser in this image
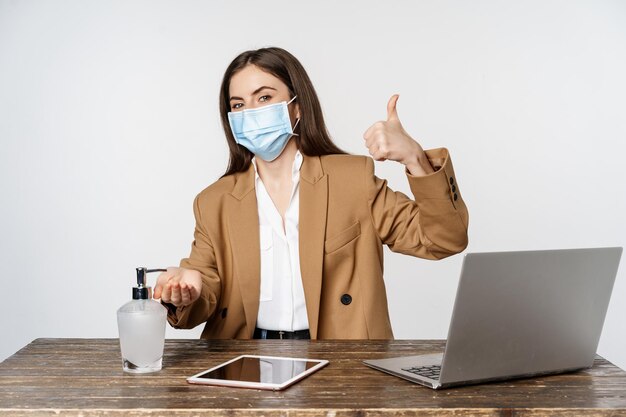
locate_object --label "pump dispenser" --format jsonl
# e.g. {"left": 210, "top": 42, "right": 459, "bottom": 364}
{"left": 117, "top": 267, "right": 168, "bottom": 373}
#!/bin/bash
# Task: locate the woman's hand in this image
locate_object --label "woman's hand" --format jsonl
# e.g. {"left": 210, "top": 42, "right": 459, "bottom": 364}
{"left": 153, "top": 267, "right": 202, "bottom": 307}
{"left": 363, "top": 94, "right": 434, "bottom": 176}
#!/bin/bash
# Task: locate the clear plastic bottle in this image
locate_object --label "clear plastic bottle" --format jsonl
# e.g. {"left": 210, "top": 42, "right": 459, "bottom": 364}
{"left": 117, "top": 267, "right": 167, "bottom": 373}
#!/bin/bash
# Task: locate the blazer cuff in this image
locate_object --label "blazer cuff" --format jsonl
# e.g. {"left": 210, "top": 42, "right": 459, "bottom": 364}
{"left": 164, "top": 295, "right": 212, "bottom": 329}
{"left": 405, "top": 147, "right": 460, "bottom": 204}
{"left": 164, "top": 301, "right": 187, "bottom": 328}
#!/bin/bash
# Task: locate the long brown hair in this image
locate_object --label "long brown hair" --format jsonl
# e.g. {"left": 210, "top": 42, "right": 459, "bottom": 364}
{"left": 219, "top": 47, "right": 347, "bottom": 177}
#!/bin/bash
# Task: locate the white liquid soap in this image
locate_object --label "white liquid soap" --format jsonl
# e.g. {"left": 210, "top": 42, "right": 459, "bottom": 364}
{"left": 117, "top": 267, "right": 168, "bottom": 373}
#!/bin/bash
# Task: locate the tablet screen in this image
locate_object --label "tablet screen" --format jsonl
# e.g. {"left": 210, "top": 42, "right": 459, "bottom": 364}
{"left": 187, "top": 355, "right": 329, "bottom": 390}
{"left": 196, "top": 356, "right": 320, "bottom": 385}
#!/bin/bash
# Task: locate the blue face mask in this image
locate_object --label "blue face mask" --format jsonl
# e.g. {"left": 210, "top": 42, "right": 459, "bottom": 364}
{"left": 227, "top": 95, "right": 300, "bottom": 162}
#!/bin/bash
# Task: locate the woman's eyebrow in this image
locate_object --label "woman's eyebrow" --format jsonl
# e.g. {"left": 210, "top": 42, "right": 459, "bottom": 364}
{"left": 229, "top": 86, "right": 277, "bottom": 101}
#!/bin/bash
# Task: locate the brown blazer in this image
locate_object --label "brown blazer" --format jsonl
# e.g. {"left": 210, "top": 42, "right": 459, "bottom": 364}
{"left": 166, "top": 147, "right": 469, "bottom": 339}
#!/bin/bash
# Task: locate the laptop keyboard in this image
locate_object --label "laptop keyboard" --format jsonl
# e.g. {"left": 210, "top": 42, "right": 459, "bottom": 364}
{"left": 401, "top": 364, "right": 442, "bottom": 380}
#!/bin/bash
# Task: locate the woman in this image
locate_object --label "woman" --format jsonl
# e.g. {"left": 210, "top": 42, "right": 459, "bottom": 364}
{"left": 153, "top": 47, "right": 469, "bottom": 339}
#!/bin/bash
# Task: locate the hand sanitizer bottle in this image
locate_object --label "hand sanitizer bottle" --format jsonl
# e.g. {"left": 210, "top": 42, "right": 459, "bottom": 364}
{"left": 117, "top": 267, "right": 168, "bottom": 373}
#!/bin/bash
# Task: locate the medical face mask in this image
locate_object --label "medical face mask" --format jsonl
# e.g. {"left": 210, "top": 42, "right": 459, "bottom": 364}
{"left": 227, "top": 95, "right": 300, "bottom": 162}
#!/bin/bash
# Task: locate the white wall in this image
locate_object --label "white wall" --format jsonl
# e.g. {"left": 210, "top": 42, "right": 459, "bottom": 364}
{"left": 1, "top": 0, "right": 625, "bottom": 368}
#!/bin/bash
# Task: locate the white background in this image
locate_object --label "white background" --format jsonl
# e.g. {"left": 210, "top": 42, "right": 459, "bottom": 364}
{"left": 1, "top": 0, "right": 625, "bottom": 368}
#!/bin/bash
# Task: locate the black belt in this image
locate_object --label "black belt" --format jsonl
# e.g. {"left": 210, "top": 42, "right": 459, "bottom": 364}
{"left": 253, "top": 327, "right": 311, "bottom": 340}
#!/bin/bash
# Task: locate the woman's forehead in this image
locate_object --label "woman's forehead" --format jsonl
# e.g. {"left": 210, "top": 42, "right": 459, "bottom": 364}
{"left": 229, "top": 65, "right": 288, "bottom": 97}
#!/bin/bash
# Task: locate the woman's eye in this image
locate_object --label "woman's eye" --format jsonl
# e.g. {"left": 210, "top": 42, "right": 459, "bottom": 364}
{"left": 232, "top": 103, "right": 243, "bottom": 110}
{"left": 259, "top": 95, "right": 271, "bottom": 102}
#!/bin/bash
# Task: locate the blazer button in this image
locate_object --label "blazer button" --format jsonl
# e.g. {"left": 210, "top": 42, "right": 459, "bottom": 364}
{"left": 341, "top": 294, "right": 352, "bottom": 305}
{"left": 452, "top": 184, "right": 457, "bottom": 193}
{"left": 221, "top": 308, "right": 228, "bottom": 319}
{"left": 453, "top": 193, "right": 458, "bottom": 201}
{"left": 449, "top": 177, "right": 454, "bottom": 185}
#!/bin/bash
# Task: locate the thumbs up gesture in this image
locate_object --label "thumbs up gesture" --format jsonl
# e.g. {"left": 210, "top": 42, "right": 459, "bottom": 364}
{"left": 363, "top": 94, "right": 434, "bottom": 176}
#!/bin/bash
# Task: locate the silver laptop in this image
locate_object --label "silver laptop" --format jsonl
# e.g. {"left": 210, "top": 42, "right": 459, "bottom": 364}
{"left": 364, "top": 247, "right": 622, "bottom": 389}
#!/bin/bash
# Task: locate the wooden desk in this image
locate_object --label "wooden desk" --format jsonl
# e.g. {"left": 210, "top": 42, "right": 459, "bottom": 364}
{"left": 1, "top": 338, "right": 626, "bottom": 416}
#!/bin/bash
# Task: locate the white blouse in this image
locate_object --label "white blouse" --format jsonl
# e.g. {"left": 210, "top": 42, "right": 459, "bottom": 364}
{"left": 252, "top": 150, "right": 309, "bottom": 331}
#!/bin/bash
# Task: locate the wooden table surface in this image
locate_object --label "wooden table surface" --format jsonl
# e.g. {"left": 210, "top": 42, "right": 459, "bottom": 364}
{"left": 1, "top": 338, "right": 626, "bottom": 416}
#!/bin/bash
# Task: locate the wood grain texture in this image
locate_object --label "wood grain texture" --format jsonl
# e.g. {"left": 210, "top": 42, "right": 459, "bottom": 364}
{"left": 1, "top": 338, "right": 625, "bottom": 416}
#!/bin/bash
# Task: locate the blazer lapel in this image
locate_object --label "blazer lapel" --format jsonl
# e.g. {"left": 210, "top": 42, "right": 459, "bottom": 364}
{"left": 299, "top": 155, "right": 328, "bottom": 339}
{"left": 227, "top": 164, "right": 260, "bottom": 337}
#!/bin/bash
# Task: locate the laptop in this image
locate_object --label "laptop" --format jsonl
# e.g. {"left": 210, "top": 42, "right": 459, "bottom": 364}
{"left": 364, "top": 247, "right": 623, "bottom": 389}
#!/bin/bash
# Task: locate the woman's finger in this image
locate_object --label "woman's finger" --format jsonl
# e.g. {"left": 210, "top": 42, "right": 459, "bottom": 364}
{"left": 154, "top": 274, "right": 170, "bottom": 299}
{"left": 372, "top": 145, "right": 388, "bottom": 161}
{"left": 161, "top": 283, "right": 172, "bottom": 303}
{"left": 180, "top": 284, "right": 191, "bottom": 305}
{"left": 386, "top": 94, "right": 400, "bottom": 121}
{"left": 364, "top": 132, "right": 377, "bottom": 148}
{"left": 368, "top": 142, "right": 380, "bottom": 158}
{"left": 187, "top": 286, "right": 199, "bottom": 303}
{"left": 363, "top": 120, "right": 385, "bottom": 142}
{"left": 154, "top": 268, "right": 179, "bottom": 299}
{"left": 170, "top": 283, "right": 182, "bottom": 305}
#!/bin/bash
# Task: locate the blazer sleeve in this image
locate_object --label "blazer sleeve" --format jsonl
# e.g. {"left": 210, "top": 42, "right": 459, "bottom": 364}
{"left": 367, "top": 147, "right": 469, "bottom": 260}
{"left": 165, "top": 194, "right": 222, "bottom": 329}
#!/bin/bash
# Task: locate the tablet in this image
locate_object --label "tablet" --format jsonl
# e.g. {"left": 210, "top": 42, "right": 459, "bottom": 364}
{"left": 187, "top": 355, "right": 329, "bottom": 391}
